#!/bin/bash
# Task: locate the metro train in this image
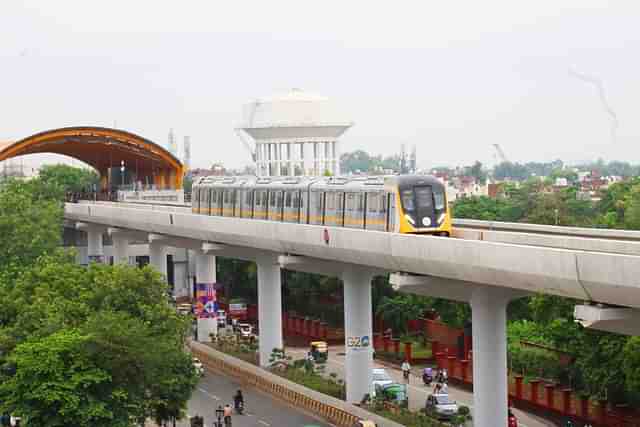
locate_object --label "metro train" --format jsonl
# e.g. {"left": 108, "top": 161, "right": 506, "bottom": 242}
{"left": 191, "top": 175, "right": 452, "bottom": 235}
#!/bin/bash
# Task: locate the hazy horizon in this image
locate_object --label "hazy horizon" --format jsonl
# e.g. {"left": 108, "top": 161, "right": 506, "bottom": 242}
{"left": 3, "top": 1, "right": 640, "bottom": 171}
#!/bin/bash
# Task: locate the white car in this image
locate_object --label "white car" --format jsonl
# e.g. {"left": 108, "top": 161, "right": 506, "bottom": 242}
{"left": 371, "top": 368, "right": 393, "bottom": 396}
{"left": 238, "top": 323, "right": 253, "bottom": 338}
{"left": 425, "top": 393, "right": 459, "bottom": 420}
{"left": 192, "top": 357, "right": 204, "bottom": 376}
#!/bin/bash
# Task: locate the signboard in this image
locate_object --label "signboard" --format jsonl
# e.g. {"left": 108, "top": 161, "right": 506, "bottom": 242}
{"left": 229, "top": 302, "right": 248, "bottom": 320}
{"left": 347, "top": 335, "right": 370, "bottom": 349}
{"left": 195, "top": 283, "right": 218, "bottom": 319}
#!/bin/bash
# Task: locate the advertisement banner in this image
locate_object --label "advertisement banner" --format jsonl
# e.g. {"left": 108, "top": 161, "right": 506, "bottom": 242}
{"left": 229, "top": 302, "right": 248, "bottom": 320}
{"left": 195, "top": 282, "right": 218, "bottom": 319}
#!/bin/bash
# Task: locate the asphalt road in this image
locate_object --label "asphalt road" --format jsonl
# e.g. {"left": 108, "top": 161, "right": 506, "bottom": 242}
{"left": 286, "top": 345, "right": 554, "bottom": 427}
{"left": 175, "top": 370, "right": 331, "bottom": 427}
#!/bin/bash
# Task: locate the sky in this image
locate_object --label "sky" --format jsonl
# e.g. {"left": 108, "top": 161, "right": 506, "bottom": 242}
{"left": 2, "top": 1, "right": 640, "bottom": 171}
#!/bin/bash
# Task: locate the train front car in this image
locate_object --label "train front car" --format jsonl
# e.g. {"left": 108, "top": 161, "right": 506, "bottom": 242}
{"left": 386, "top": 175, "right": 451, "bottom": 236}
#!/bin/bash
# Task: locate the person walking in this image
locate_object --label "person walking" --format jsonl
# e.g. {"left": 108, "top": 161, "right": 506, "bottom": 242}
{"left": 223, "top": 403, "right": 233, "bottom": 426}
{"left": 401, "top": 359, "right": 411, "bottom": 383}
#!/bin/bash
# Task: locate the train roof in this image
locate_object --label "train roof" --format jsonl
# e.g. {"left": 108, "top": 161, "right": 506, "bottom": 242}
{"left": 193, "top": 174, "right": 444, "bottom": 190}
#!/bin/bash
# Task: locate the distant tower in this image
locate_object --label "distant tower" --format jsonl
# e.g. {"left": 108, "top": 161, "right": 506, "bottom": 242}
{"left": 168, "top": 128, "right": 177, "bottom": 157}
{"left": 237, "top": 89, "right": 353, "bottom": 177}
{"left": 183, "top": 136, "right": 191, "bottom": 171}
{"left": 400, "top": 144, "right": 408, "bottom": 174}
{"left": 410, "top": 145, "right": 417, "bottom": 173}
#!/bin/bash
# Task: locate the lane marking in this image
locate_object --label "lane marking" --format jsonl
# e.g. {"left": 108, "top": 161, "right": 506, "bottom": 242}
{"left": 197, "top": 387, "right": 220, "bottom": 400}
{"left": 258, "top": 420, "right": 270, "bottom": 426}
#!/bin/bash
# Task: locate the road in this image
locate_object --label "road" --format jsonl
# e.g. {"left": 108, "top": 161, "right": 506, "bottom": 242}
{"left": 174, "top": 370, "right": 330, "bottom": 427}
{"left": 286, "top": 345, "right": 554, "bottom": 427}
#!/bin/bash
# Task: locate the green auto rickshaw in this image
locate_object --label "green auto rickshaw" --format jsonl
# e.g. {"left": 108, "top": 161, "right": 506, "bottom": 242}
{"left": 375, "top": 382, "right": 408, "bottom": 408}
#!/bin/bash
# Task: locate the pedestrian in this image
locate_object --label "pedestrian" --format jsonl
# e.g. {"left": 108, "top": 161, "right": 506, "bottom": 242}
{"left": 223, "top": 403, "right": 232, "bottom": 426}
{"left": 401, "top": 359, "right": 411, "bottom": 382}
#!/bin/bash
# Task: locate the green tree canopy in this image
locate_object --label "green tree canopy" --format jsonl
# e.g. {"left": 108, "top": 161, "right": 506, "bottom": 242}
{"left": 38, "top": 164, "right": 100, "bottom": 193}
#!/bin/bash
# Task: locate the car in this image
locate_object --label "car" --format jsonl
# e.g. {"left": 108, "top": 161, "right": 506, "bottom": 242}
{"left": 508, "top": 409, "right": 518, "bottom": 427}
{"left": 425, "top": 393, "right": 459, "bottom": 420}
{"left": 238, "top": 323, "right": 253, "bottom": 338}
{"left": 192, "top": 357, "right": 204, "bottom": 376}
{"left": 371, "top": 368, "right": 393, "bottom": 396}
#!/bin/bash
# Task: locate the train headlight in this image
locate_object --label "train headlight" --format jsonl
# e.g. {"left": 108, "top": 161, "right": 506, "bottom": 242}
{"left": 438, "top": 213, "right": 446, "bottom": 224}
{"left": 422, "top": 217, "right": 431, "bottom": 226}
{"left": 404, "top": 214, "right": 415, "bottom": 225}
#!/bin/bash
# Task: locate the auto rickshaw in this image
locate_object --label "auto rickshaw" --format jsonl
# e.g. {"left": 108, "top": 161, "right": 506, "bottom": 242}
{"left": 310, "top": 341, "right": 328, "bottom": 363}
{"left": 375, "top": 382, "right": 408, "bottom": 408}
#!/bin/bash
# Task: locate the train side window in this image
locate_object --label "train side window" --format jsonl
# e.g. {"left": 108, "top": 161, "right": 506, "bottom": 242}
{"left": 337, "top": 192, "right": 344, "bottom": 212}
{"left": 245, "top": 190, "right": 253, "bottom": 205}
{"left": 292, "top": 191, "right": 299, "bottom": 209}
{"left": 270, "top": 191, "right": 277, "bottom": 207}
{"left": 326, "top": 192, "right": 335, "bottom": 210}
{"left": 277, "top": 191, "right": 283, "bottom": 208}
{"left": 346, "top": 193, "right": 355, "bottom": 210}
{"left": 357, "top": 194, "right": 364, "bottom": 212}
{"left": 367, "top": 193, "right": 378, "bottom": 213}
{"left": 434, "top": 190, "right": 445, "bottom": 211}
{"left": 212, "top": 190, "right": 218, "bottom": 205}
{"left": 223, "top": 190, "right": 230, "bottom": 204}
{"left": 262, "top": 191, "right": 268, "bottom": 207}
{"left": 285, "top": 192, "right": 292, "bottom": 208}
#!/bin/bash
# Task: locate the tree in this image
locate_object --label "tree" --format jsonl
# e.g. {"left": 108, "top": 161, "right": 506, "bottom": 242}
{"left": 375, "top": 294, "right": 429, "bottom": 334}
{"left": 0, "top": 179, "right": 63, "bottom": 281}
{"left": 623, "top": 337, "right": 640, "bottom": 394}
{"left": 0, "top": 256, "right": 197, "bottom": 425}
{"left": 468, "top": 161, "right": 486, "bottom": 184}
{"left": 38, "top": 164, "right": 99, "bottom": 193}
{"left": 0, "top": 330, "right": 115, "bottom": 427}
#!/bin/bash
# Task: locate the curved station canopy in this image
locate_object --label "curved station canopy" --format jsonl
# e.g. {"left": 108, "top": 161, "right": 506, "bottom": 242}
{"left": 0, "top": 126, "right": 184, "bottom": 190}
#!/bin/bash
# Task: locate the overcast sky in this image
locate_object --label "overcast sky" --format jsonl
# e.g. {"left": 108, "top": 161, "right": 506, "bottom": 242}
{"left": 2, "top": 1, "right": 640, "bottom": 171}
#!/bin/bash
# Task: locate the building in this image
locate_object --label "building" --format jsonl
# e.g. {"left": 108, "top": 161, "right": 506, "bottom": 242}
{"left": 236, "top": 89, "right": 353, "bottom": 177}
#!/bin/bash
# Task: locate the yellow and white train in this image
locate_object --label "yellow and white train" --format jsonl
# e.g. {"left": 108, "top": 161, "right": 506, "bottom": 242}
{"left": 191, "top": 175, "right": 451, "bottom": 235}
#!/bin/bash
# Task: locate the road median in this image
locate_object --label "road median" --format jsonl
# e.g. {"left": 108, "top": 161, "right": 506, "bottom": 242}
{"left": 190, "top": 340, "right": 404, "bottom": 427}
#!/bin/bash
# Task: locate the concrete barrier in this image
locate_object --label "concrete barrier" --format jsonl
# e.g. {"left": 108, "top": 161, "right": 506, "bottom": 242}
{"left": 189, "top": 341, "right": 404, "bottom": 427}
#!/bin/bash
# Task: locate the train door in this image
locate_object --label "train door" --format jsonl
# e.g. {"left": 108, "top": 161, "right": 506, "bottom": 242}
{"left": 309, "top": 190, "right": 323, "bottom": 225}
{"left": 242, "top": 190, "right": 254, "bottom": 219}
{"left": 254, "top": 189, "right": 267, "bottom": 219}
{"left": 365, "top": 192, "right": 385, "bottom": 231}
{"left": 385, "top": 192, "right": 397, "bottom": 232}
{"left": 414, "top": 186, "right": 437, "bottom": 228}
{"left": 283, "top": 190, "right": 297, "bottom": 223}
{"left": 324, "top": 191, "right": 337, "bottom": 226}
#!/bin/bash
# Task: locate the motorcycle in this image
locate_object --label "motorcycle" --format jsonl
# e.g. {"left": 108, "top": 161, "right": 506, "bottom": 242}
{"left": 234, "top": 400, "right": 244, "bottom": 415}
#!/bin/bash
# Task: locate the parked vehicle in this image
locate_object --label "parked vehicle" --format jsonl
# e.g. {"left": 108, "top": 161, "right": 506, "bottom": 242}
{"left": 425, "top": 393, "right": 459, "bottom": 420}
{"left": 238, "top": 323, "right": 253, "bottom": 338}
{"left": 371, "top": 368, "right": 393, "bottom": 396}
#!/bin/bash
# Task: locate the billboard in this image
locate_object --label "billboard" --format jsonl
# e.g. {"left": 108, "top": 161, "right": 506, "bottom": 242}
{"left": 195, "top": 282, "right": 218, "bottom": 319}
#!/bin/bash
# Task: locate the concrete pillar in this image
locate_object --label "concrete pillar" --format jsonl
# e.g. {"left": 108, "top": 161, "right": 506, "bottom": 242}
{"left": 342, "top": 267, "right": 374, "bottom": 403}
{"left": 471, "top": 286, "right": 509, "bottom": 427}
{"left": 149, "top": 237, "right": 168, "bottom": 279}
{"left": 195, "top": 251, "right": 217, "bottom": 342}
{"left": 108, "top": 228, "right": 130, "bottom": 265}
{"left": 87, "top": 227, "right": 104, "bottom": 263}
{"left": 257, "top": 253, "right": 283, "bottom": 367}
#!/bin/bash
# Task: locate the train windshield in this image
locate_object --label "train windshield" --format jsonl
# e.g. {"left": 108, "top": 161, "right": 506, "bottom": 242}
{"left": 434, "top": 189, "right": 445, "bottom": 211}
{"left": 401, "top": 190, "right": 415, "bottom": 211}
{"left": 415, "top": 186, "right": 433, "bottom": 209}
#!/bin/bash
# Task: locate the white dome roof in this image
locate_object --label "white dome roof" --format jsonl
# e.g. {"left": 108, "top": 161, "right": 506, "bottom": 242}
{"left": 240, "top": 88, "right": 352, "bottom": 130}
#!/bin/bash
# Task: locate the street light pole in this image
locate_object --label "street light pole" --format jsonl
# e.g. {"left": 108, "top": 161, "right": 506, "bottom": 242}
{"left": 120, "top": 160, "right": 125, "bottom": 189}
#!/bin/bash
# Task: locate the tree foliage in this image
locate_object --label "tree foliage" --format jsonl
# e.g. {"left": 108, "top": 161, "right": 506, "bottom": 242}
{"left": 38, "top": 164, "right": 99, "bottom": 193}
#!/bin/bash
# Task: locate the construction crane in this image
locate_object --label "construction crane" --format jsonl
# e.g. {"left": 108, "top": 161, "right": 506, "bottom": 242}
{"left": 492, "top": 144, "right": 509, "bottom": 164}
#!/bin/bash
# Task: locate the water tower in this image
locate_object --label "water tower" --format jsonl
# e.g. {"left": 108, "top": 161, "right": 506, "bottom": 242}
{"left": 236, "top": 89, "right": 353, "bottom": 177}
